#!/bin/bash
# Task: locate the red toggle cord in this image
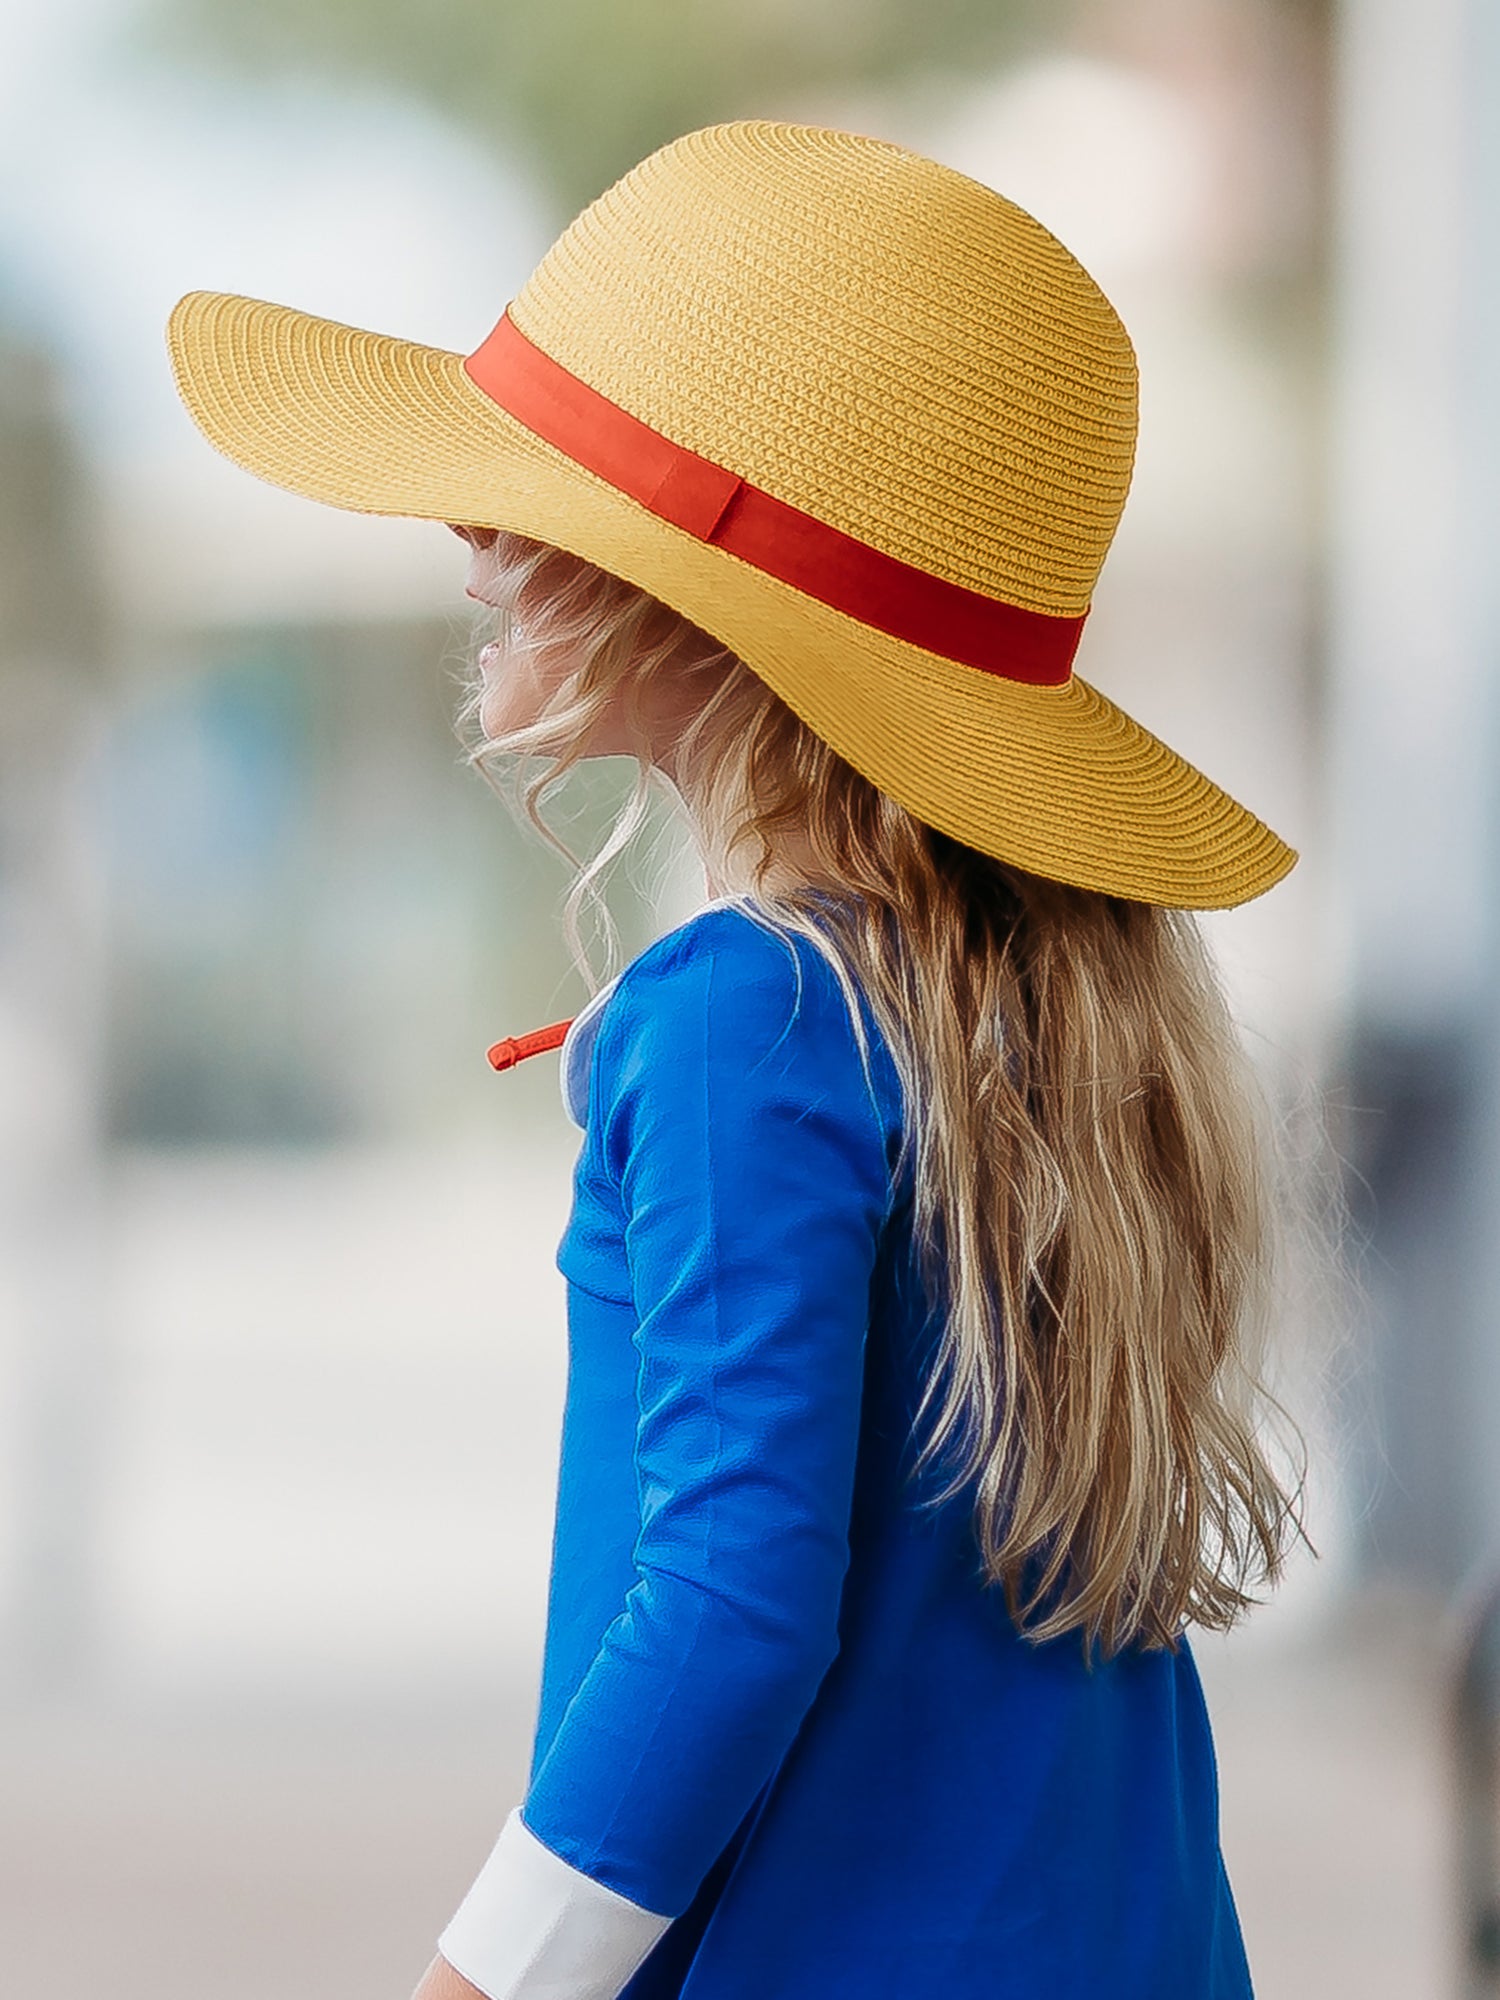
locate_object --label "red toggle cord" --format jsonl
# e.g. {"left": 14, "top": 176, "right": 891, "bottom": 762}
{"left": 462, "top": 312, "right": 1085, "bottom": 688}
{"left": 487, "top": 1019, "right": 575, "bottom": 1072}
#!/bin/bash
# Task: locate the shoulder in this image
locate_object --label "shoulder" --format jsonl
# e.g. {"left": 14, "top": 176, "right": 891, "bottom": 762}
{"left": 618, "top": 900, "right": 806, "bottom": 1003}
{"left": 598, "top": 900, "right": 865, "bottom": 1065}
{"left": 590, "top": 899, "right": 902, "bottom": 1154}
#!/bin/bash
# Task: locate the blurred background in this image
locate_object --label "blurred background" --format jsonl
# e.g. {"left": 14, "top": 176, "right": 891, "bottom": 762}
{"left": 1, "top": 0, "right": 1497, "bottom": 1992}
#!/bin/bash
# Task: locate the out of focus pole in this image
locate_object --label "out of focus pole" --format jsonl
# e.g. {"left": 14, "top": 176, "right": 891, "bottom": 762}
{"left": 1451, "top": 0, "right": 1500, "bottom": 1980}
{"left": 0, "top": 336, "right": 112, "bottom": 1697}
{"left": 1453, "top": 1570, "right": 1500, "bottom": 1996}
{"left": 1328, "top": 0, "right": 1500, "bottom": 1580}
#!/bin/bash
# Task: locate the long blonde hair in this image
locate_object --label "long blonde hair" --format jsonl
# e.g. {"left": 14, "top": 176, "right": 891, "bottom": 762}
{"left": 460, "top": 530, "right": 1306, "bottom": 1656}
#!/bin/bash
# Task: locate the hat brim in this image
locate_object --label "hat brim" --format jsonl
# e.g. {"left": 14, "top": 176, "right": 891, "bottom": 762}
{"left": 167, "top": 290, "right": 1296, "bottom": 909}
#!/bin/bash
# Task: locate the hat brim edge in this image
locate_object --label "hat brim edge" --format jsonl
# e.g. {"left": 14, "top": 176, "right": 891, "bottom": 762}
{"left": 166, "top": 289, "right": 1298, "bottom": 912}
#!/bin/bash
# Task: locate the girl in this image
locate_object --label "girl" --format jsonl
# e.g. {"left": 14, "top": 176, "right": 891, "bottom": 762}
{"left": 167, "top": 120, "right": 1303, "bottom": 1999}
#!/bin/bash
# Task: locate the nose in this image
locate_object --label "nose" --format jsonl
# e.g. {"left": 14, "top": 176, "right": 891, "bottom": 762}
{"left": 449, "top": 522, "right": 500, "bottom": 600}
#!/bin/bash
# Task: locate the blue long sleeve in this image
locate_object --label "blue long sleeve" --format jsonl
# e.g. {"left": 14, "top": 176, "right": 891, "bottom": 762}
{"left": 499, "top": 904, "right": 1252, "bottom": 1997}
{"left": 522, "top": 910, "right": 899, "bottom": 1919}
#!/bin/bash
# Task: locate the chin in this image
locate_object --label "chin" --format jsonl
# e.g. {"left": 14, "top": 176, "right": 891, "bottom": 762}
{"left": 478, "top": 694, "right": 523, "bottom": 741}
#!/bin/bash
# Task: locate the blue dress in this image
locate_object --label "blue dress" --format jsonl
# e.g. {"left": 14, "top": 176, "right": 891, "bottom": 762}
{"left": 521, "top": 898, "right": 1253, "bottom": 1998}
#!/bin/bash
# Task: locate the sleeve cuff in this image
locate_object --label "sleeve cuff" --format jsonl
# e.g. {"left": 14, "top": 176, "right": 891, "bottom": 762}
{"left": 436, "top": 1806, "right": 673, "bottom": 2000}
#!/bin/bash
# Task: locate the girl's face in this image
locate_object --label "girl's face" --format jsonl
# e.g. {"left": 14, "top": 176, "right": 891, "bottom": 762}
{"left": 450, "top": 524, "right": 696, "bottom": 771}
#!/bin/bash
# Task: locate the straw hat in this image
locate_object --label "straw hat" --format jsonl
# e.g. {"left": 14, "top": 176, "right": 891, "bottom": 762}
{"left": 166, "top": 119, "right": 1295, "bottom": 908}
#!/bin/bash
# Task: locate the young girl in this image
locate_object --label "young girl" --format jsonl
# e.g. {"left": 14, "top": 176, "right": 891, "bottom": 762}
{"left": 167, "top": 120, "right": 1301, "bottom": 1999}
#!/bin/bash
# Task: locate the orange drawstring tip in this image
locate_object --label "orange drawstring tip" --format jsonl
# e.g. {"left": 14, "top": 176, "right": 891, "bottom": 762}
{"left": 487, "top": 1019, "right": 575, "bottom": 1071}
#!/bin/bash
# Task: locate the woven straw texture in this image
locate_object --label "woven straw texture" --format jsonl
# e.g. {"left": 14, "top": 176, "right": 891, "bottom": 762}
{"left": 165, "top": 119, "right": 1295, "bottom": 908}
{"left": 513, "top": 123, "right": 1135, "bottom": 614}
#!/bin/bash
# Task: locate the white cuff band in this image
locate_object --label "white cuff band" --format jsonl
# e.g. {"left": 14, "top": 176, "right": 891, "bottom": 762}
{"left": 437, "top": 1807, "right": 673, "bottom": 2000}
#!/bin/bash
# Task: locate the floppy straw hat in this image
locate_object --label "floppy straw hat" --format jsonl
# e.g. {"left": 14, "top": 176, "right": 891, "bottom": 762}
{"left": 167, "top": 119, "right": 1295, "bottom": 908}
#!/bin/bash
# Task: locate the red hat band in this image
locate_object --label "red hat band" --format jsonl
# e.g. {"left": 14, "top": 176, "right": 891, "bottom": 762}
{"left": 463, "top": 312, "right": 1085, "bottom": 690}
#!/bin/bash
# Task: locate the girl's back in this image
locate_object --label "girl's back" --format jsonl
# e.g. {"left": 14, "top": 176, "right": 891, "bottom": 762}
{"left": 534, "top": 903, "right": 1251, "bottom": 1998}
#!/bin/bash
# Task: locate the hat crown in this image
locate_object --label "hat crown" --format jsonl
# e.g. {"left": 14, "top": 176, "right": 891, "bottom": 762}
{"left": 511, "top": 121, "right": 1137, "bottom": 619}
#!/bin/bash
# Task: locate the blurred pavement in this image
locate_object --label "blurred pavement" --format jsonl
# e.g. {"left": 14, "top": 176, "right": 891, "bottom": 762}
{"left": 0, "top": 1143, "right": 1461, "bottom": 1999}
